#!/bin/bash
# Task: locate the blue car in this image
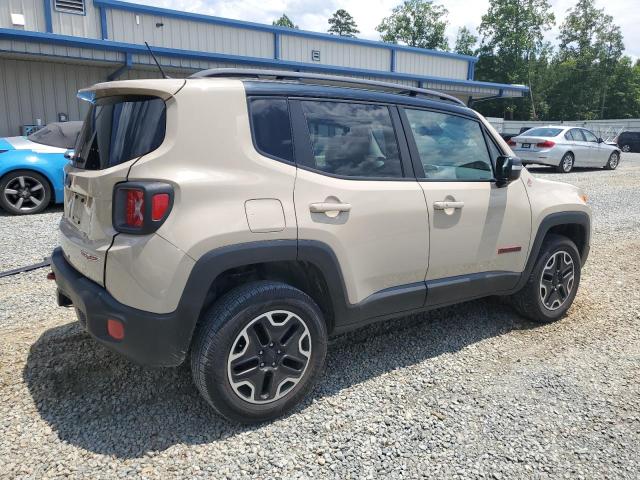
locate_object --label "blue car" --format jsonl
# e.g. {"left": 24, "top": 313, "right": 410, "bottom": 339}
{"left": 0, "top": 122, "right": 82, "bottom": 215}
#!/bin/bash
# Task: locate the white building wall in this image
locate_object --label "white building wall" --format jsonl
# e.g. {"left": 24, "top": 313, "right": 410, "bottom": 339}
{"left": 396, "top": 51, "right": 468, "bottom": 80}
{"left": 107, "top": 9, "right": 274, "bottom": 59}
{"left": 279, "top": 34, "right": 391, "bottom": 71}
{"left": 0, "top": 56, "right": 117, "bottom": 136}
{"left": 51, "top": 2, "right": 102, "bottom": 38}
{"left": 0, "top": 0, "right": 46, "bottom": 32}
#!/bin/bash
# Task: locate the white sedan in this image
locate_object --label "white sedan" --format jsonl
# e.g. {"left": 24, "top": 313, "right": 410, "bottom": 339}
{"left": 508, "top": 126, "right": 621, "bottom": 173}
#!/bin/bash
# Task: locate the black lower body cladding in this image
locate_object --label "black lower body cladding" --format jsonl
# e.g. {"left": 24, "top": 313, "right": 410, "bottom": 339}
{"left": 51, "top": 248, "right": 192, "bottom": 367}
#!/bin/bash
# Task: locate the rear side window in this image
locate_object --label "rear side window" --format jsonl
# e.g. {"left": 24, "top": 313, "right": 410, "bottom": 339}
{"left": 300, "top": 100, "right": 403, "bottom": 178}
{"left": 404, "top": 108, "right": 493, "bottom": 180}
{"left": 74, "top": 95, "right": 166, "bottom": 170}
{"left": 249, "top": 98, "right": 294, "bottom": 162}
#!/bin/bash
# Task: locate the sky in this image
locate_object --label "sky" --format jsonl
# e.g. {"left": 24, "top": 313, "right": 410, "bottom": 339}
{"left": 133, "top": 0, "right": 640, "bottom": 59}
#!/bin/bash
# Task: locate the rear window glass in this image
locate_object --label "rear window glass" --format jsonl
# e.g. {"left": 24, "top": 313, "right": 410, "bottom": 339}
{"left": 74, "top": 95, "right": 166, "bottom": 170}
{"left": 522, "top": 128, "right": 562, "bottom": 137}
{"left": 300, "top": 100, "right": 403, "bottom": 178}
{"left": 249, "top": 98, "right": 294, "bottom": 162}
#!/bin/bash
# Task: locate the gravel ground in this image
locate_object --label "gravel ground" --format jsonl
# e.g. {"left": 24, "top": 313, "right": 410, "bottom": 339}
{"left": 1, "top": 156, "right": 639, "bottom": 479}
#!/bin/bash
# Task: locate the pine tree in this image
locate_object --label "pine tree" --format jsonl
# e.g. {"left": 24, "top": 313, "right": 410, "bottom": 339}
{"left": 328, "top": 9, "right": 360, "bottom": 37}
{"left": 272, "top": 14, "right": 298, "bottom": 29}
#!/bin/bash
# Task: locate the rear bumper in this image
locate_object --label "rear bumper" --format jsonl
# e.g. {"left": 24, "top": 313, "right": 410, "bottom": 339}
{"left": 51, "top": 247, "right": 191, "bottom": 367}
{"left": 513, "top": 149, "right": 561, "bottom": 166}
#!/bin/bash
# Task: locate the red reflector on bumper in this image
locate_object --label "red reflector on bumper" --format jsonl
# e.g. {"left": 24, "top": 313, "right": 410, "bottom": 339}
{"left": 47, "top": 271, "right": 56, "bottom": 280}
{"left": 107, "top": 319, "right": 125, "bottom": 340}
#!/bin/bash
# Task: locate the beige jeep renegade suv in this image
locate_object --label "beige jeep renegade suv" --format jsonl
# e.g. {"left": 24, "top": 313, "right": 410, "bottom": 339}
{"left": 51, "top": 69, "right": 591, "bottom": 423}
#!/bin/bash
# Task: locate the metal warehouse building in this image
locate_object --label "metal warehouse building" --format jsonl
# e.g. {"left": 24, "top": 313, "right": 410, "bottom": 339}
{"left": 0, "top": 0, "right": 528, "bottom": 137}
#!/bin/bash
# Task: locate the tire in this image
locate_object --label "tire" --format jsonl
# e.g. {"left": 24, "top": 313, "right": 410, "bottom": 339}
{"left": 556, "top": 152, "right": 574, "bottom": 173}
{"left": 509, "top": 234, "right": 581, "bottom": 324}
{"left": 621, "top": 144, "right": 631, "bottom": 152}
{"left": 191, "top": 281, "right": 328, "bottom": 423}
{"left": 605, "top": 151, "right": 620, "bottom": 170}
{"left": 0, "top": 170, "right": 51, "bottom": 215}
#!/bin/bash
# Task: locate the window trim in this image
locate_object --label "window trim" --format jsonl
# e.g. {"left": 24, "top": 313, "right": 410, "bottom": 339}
{"left": 247, "top": 96, "right": 296, "bottom": 166}
{"left": 289, "top": 97, "right": 414, "bottom": 181}
{"left": 399, "top": 106, "right": 497, "bottom": 182}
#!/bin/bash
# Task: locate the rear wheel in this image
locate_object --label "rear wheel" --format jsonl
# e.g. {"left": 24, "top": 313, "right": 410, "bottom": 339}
{"left": 605, "top": 151, "right": 620, "bottom": 170}
{"left": 0, "top": 170, "right": 51, "bottom": 215}
{"left": 621, "top": 144, "right": 631, "bottom": 152}
{"left": 509, "top": 234, "right": 581, "bottom": 323}
{"left": 556, "top": 152, "right": 574, "bottom": 173}
{"left": 191, "top": 281, "right": 327, "bottom": 423}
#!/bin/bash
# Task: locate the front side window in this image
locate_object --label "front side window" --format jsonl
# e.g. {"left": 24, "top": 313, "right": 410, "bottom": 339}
{"left": 582, "top": 129, "right": 598, "bottom": 142}
{"left": 249, "top": 98, "right": 294, "bottom": 162}
{"left": 404, "top": 108, "right": 493, "bottom": 180}
{"left": 74, "top": 95, "right": 166, "bottom": 170}
{"left": 300, "top": 101, "right": 403, "bottom": 178}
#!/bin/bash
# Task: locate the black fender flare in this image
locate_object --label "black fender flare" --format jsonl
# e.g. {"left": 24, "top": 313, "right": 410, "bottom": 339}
{"left": 175, "top": 239, "right": 352, "bottom": 341}
{"left": 514, "top": 211, "right": 590, "bottom": 292}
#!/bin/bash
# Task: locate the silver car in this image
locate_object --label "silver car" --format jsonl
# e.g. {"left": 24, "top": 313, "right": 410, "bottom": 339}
{"left": 508, "top": 126, "right": 621, "bottom": 173}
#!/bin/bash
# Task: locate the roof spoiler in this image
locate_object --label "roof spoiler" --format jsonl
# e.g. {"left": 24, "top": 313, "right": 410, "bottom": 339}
{"left": 190, "top": 68, "right": 466, "bottom": 106}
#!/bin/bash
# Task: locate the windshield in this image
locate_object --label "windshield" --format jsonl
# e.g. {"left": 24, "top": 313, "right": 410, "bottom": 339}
{"left": 521, "top": 128, "right": 563, "bottom": 137}
{"left": 28, "top": 121, "right": 83, "bottom": 149}
{"left": 74, "top": 95, "right": 166, "bottom": 170}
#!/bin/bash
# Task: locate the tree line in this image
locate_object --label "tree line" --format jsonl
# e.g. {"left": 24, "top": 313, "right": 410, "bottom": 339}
{"left": 273, "top": 0, "right": 640, "bottom": 121}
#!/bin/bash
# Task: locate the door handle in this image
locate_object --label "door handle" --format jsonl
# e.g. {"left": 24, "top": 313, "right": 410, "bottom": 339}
{"left": 309, "top": 202, "right": 352, "bottom": 213}
{"left": 434, "top": 201, "right": 464, "bottom": 210}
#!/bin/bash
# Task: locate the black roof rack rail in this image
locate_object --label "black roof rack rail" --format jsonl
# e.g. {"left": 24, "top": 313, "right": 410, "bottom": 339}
{"left": 190, "top": 68, "right": 467, "bottom": 106}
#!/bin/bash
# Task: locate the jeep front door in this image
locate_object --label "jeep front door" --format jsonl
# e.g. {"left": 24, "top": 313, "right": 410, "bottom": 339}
{"left": 400, "top": 107, "right": 531, "bottom": 304}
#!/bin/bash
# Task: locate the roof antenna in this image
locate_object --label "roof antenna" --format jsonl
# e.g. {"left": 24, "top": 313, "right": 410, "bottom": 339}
{"left": 144, "top": 41, "right": 170, "bottom": 79}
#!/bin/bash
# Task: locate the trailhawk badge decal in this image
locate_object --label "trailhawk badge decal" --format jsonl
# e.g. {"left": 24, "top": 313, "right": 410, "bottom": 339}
{"left": 80, "top": 250, "right": 98, "bottom": 262}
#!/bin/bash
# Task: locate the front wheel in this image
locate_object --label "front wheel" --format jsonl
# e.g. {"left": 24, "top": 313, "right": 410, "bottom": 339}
{"left": 605, "top": 151, "right": 620, "bottom": 170}
{"left": 556, "top": 153, "right": 574, "bottom": 173}
{"left": 509, "top": 234, "right": 581, "bottom": 323}
{"left": 191, "top": 281, "right": 327, "bottom": 423}
{"left": 0, "top": 170, "right": 51, "bottom": 215}
{"left": 621, "top": 144, "right": 631, "bottom": 152}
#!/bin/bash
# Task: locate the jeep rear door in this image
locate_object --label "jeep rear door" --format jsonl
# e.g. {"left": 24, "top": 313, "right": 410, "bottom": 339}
{"left": 400, "top": 107, "right": 531, "bottom": 304}
{"left": 290, "top": 99, "right": 429, "bottom": 313}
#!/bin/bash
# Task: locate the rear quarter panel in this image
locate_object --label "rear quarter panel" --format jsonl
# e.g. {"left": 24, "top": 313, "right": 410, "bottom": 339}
{"left": 127, "top": 79, "right": 298, "bottom": 260}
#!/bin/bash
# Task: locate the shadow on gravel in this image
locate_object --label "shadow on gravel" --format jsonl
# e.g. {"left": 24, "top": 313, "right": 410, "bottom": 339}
{"left": 0, "top": 204, "right": 63, "bottom": 217}
{"left": 525, "top": 166, "right": 603, "bottom": 174}
{"left": 23, "top": 297, "right": 534, "bottom": 459}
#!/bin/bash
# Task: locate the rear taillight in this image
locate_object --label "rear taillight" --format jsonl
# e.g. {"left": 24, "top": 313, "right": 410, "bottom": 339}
{"left": 151, "top": 193, "right": 170, "bottom": 221}
{"left": 536, "top": 140, "right": 556, "bottom": 148}
{"left": 125, "top": 189, "right": 145, "bottom": 227}
{"left": 507, "top": 140, "right": 516, "bottom": 146}
{"left": 113, "top": 182, "right": 174, "bottom": 234}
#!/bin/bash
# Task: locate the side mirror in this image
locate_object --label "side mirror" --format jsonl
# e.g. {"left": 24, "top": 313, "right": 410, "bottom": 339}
{"left": 598, "top": 137, "right": 604, "bottom": 143}
{"left": 495, "top": 156, "right": 522, "bottom": 187}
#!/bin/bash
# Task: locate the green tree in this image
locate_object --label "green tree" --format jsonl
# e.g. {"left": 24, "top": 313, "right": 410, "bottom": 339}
{"left": 376, "top": 0, "right": 449, "bottom": 50}
{"left": 454, "top": 26, "right": 477, "bottom": 56}
{"left": 272, "top": 14, "right": 298, "bottom": 29}
{"left": 601, "top": 58, "right": 640, "bottom": 119}
{"left": 556, "top": 0, "right": 624, "bottom": 119}
{"left": 474, "top": 0, "right": 555, "bottom": 119}
{"left": 328, "top": 9, "right": 360, "bottom": 37}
